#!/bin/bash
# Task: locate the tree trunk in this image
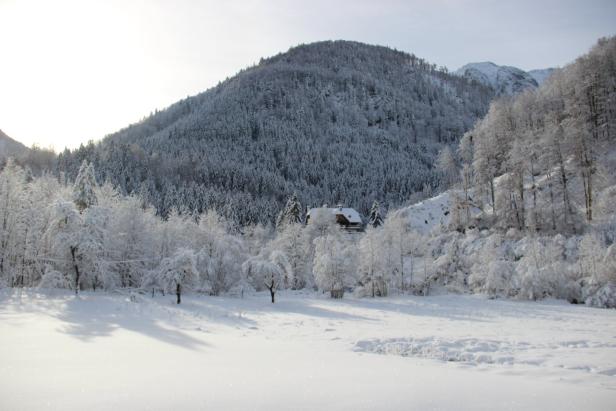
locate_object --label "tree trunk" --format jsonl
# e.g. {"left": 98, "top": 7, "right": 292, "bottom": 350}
{"left": 548, "top": 173, "right": 556, "bottom": 231}
{"left": 489, "top": 177, "right": 496, "bottom": 218}
{"left": 517, "top": 173, "right": 525, "bottom": 230}
{"left": 70, "top": 246, "right": 80, "bottom": 295}
{"left": 176, "top": 283, "right": 181, "bottom": 304}
{"left": 559, "top": 161, "right": 572, "bottom": 227}
{"left": 400, "top": 254, "right": 405, "bottom": 291}
{"left": 269, "top": 286, "right": 275, "bottom": 303}
{"left": 580, "top": 140, "right": 593, "bottom": 222}
{"left": 587, "top": 171, "right": 592, "bottom": 221}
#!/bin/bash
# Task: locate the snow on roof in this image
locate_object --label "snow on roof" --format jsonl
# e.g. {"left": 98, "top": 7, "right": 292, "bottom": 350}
{"left": 307, "top": 207, "right": 363, "bottom": 224}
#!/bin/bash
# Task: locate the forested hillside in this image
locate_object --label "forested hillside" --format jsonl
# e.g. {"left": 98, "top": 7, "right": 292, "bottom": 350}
{"left": 457, "top": 36, "right": 616, "bottom": 233}
{"left": 55, "top": 41, "right": 494, "bottom": 225}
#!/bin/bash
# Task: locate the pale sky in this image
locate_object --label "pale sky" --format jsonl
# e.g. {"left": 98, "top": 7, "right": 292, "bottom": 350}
{"left": 1, "top": 0, "right": 615, "bottom": 150}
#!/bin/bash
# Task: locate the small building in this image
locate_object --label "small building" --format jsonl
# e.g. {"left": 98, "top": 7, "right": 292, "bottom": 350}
{"left": 306, "top": 205, "right": 364, "bottom": 231}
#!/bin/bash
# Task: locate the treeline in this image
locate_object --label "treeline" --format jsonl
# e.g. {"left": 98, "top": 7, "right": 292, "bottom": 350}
{"left": 0, "top": 159, "right": 420, "bottom": 302}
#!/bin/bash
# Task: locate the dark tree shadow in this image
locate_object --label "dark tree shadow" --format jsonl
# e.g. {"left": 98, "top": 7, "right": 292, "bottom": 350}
{"left": 1, "top": 290, "right": 211, "bottom": 350}
{"left": 196, "top": 294, "right": 378, "bottom": 322}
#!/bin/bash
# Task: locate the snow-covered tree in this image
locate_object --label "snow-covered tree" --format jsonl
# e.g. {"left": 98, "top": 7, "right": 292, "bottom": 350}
{"left": 368, "top": 201, "right": 383, "bottom": 228}
{"left": 242, "top": 256, "right": 284, "bottom": 303}
{"left": 268, "top": 223, "right": 309, "bottom": 289}
{"left": 436, "top": 145, "right": 459, "bottom": 188}
{"left": 313, "top": 229, "right": 356, "bottom": 298}
{"left": 73, "top": 160, "right": 98, "bottom": 212}
{"left": 45, "top": 201, "right": 83, "bottom": 293}
{"left": 154, "top": 248, "right": 199, "bottom": 304}
{"left": 0, "top": 159, "right": 28, "bottom": 285}
{"left": 276, "top": 193, "right": 303, "bottom": 229}
{"left": 358, "top": 228, "right": 389, "bottom": 297}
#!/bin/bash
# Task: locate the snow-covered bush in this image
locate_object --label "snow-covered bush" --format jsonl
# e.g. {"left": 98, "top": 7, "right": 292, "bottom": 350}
{"left": 37, "top": 269, "right": 70, "bottom": 290}
{"left": 585, "top": 282, "right": 616, "bottom": 309}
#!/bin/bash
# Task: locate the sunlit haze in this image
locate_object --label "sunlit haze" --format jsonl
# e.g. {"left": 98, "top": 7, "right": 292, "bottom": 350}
{"left": 1, "top": 0, "right": 615, "bottom": 150}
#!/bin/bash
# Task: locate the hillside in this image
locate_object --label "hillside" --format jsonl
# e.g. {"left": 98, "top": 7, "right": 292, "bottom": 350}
{"left": 0, "top": 129, "right": 27, "bottom": 159}
{"left": 56, "top": 41, "right": 494, "bottom": 225}
{"left": 528, "top": 68, "right": 556, "bottom": 85}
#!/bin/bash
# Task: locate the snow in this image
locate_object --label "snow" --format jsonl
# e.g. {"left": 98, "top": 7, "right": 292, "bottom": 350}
{"left": 456, "top": 62, "right": 538, "bottom": 95}
{"left": 394, "top": 191, "right": 483, "bottom": 234}
{"left": 456, "top": 62, "right": 501, "bottom": 85}
{"left": 394, "top": 192, "right": 451, "bottom": 234}
{"left": 1, "top": 289, "right": 615, "bottom": 410}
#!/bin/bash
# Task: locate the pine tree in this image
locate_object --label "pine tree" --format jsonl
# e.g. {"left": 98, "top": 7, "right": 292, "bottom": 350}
{"left": 286, "top": 193, "right": 303, "bottom": 225}
{"left": 368, "top": 201, "right": 383, "bottom": 228}
{"left": 73, "top": 160, "right": 98, "bottom": 212}
{"left": 276, "top": 193, "right": 303, "bottom": 229}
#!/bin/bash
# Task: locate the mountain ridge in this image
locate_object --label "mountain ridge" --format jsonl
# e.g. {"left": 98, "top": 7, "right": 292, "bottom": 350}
{"left": 0, "top": 129, "right": 28, "bottom": 159}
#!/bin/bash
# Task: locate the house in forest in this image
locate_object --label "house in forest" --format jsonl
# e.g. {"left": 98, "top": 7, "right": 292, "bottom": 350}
{"left": 306, "top": 205, "right": 364, "bottom": 231}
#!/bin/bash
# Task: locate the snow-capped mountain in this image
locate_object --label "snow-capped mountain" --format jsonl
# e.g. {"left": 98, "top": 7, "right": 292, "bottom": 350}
{"left": 528, "top": 68, "right": 556, "bottom": 86}
{"left": 455, "top": 62, "right": 539, "bottom": 95}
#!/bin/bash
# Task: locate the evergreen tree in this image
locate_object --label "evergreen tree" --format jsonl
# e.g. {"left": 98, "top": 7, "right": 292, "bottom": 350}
{"left": 73, "top": 160, "right": 98, "bottom": 212}
{"left": 286, "top": 193, "right": 303, "bottom": 225}
{"left": 368, "top": 201, "right": 383, "bottom": 228}
{"left": 276, "top": 193, "right": 303, "bottom": 229}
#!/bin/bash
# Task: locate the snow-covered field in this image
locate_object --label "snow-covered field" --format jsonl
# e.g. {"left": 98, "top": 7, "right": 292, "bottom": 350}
{"left": 1, "top": 290, "right": 615, "bottom": 410}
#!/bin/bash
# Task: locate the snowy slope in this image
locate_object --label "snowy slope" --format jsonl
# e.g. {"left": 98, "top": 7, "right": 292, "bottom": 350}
{"left": 1, "top": 289, "right": 614, "bottom": 410}
{"left": 393, "top": 191, "right": 482, "bottom": 234}
{"left": 528, "top": 68, "right": 556, "bottom": 85}
{"left": 393, "top": 192, "right": 452, "bottom": 234}
{"left": 456, "top": 62, "right": 538, "bottom": 95}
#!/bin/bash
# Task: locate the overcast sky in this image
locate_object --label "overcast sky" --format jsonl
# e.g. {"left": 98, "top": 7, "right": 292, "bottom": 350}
{"left": 1, "top": 0, "right": 615, "bottom": 150}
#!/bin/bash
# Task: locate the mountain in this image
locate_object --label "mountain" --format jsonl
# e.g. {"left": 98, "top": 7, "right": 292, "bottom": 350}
{"left": 528, "top": 68, "right": 556, "bottom": 86}
{"left": 455, "top": 62, "right": 538, "bottom": 95}
{"left": 0, "top": 129, "right": 27, "bottom": 159}
{"left": 56, "top": 40, "right": 495, "bottom": 225}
